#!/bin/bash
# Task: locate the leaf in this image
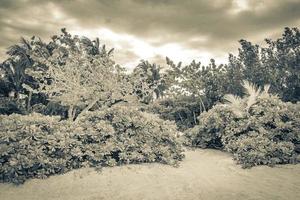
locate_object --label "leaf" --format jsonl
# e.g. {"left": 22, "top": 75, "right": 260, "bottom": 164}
{"left": 223, "top": 94, "right": 244, "bottom": 118}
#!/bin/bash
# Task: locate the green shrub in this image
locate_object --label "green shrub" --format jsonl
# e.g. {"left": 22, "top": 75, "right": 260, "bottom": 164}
{"left": 226, "top": 132, "right": 296, "bottom": 168}
{"left": 75, "top": 105, "right": 184, "bottom": 166}
{"left": 184, "top": 105, "right": 234, "bottom": 148}
{"left": 185, "top": 81, "right": 300, "bottom": 167}
{"left": 0, "top": 113, "right": 68, "bottom": 184}
{"left": 146, "top": 96, "right": 202, "bottom": 131}
{"left": 0, "top": 97, "right": 26, "bottom": 115}
{"left": 223, "top": 97, "right": 300, "bottom": 167}
{"left": 0, "top": 106, "right": 184, "bottom": 184}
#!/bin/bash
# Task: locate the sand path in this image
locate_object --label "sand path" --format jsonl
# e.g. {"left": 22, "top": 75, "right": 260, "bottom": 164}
{"left": 1, "top": 149, "right": 300, "bottom": 200}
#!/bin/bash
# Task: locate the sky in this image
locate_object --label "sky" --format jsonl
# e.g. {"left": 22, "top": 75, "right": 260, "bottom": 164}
{"left": 0, "top": 0, "right": 300, "bottom": 70}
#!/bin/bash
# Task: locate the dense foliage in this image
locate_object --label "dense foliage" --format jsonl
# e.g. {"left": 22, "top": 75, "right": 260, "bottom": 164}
{"left": 184, "top": 105, "right": 234, "bottom": 148}
{"left": 0, "top": 27, "right": 299, "bottom": 184}
{"left": 130, "top": 60, "right": 167, "bottom": 104}
{"left": 0, "top": 107, "right": 184, "bottom": 184}
{"left": 159, "top": 27, "right": 299, "bottom": 125}
{"left": 0, "top": 28, "right": 132, "bottom": 117}
{"left": 146, "top": 96, "right": 202, "bottom": 131}
{"left": 223, "top": 96, "right": 300, "bottom": 167}
{"left": 165, "top": 58, "right": 230, "bottom": 109}
{"left": 185, "top": 82, "right": 300, "bottom": 167}
{"left": 228, "top": 27, "right": 300, "bottom": 102}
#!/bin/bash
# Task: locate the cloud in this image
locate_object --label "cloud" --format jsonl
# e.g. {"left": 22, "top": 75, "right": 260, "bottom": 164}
{"left": 0, "top": 0, "right": 78, "bottom": 59}
{"left": 53, "top": 0, "right": 300, "bottom": 39}
{"left": 0, "top": 0, "right": 299, "bottom": 68}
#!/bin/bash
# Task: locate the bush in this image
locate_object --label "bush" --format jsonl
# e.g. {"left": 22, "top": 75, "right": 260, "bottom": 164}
{"left": 185, "top": 82, "right": 300, "bottom": 168}
{"left": 0, "top": 106, "right": 184, "bottom": 184}
{"left": 223, "top": 97, "right": 300, "bottom": 167}
{"left": 225, "top": 132, "right": 296, "bottom": 168}
{"left": 31, "top": 102, "right": 68, "bottom": 119}
{"left": 0, "top": 113, "right": 68, "bottom": 184}
{"left": 0, "top": 97, "right": 26, "bottom": 115}
{"left": 146, "top": 96, "right": 202, "bottom": 131}
{"left": 184, "top": 105, "right": 234, "bottom": 148}
{"left": 75, "top": 105, "right": 184, "bottom": 166}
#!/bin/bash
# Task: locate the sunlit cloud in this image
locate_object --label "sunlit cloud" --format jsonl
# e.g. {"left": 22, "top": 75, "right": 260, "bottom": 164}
{"left": 0, "top": 0, "right": 299, "bottom": 70}
{"left": 70, "top": 27, "right": 226, "bottom": 70}
{"left": 232, "top": 0, "right": 250, "bottom": 13}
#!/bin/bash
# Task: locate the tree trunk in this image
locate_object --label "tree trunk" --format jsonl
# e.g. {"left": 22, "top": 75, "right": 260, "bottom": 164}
{"left": 68, "top": 105, "right": 74, "bottom": 121}
{"left": 72, "top": 107, "right": 77, "bottom": 121}
{"left": 193, "top": 111, "right": 197, "bottom": 125}
{"left": 27, "top": 91, "right": 32, "bottom": 112}
{"left": 199, "top": 97, "right": 206, "bottom": 112}
{"left": 196, "top": 91, "right": 206, "bottom": 112}
{"left": 15, "top": 91, "right": 20, "bottom": 102}
{"left": 75, "top": 97, "right": 100, "bottom": 122}
{"left": 178, "top": 113, "right": 183, "bottom": 122}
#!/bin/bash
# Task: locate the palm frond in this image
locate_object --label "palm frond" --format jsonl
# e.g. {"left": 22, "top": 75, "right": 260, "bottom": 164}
{"left": 94, "top": 38, "right": 100, "bottom": 49}
{"left": 20, "top": 37, "right": 32, "bottom": 50}
{"left": 224, "top": 94, "right": 242, "bottom": 105}
{"left": 242, "top": 80, "right": 260, "bottom": 96}
{"left": 259, "top": 84, "right": 271, "bottom": 98}
{"left": 263, "top": 84, "right": 270, "bottom": 93}
{"left": 242, "top": 80, "right": 261, "bottom": 111}
{"left": 7, "top": 45, "right": 25, "bottom": 56}
{"left": 108, "top": 48, "right": 114, "bottom": 56}
{"left": 223, "top": 94, "right": 244, "bottom": 117}
{"left": 80, "top": 36, "right": 93, "bottom": 47}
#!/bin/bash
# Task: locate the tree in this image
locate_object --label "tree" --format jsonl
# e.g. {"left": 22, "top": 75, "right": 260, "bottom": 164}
{"left": 234, "top": 27, "right": 300, "bottom": 102}
{"left": 131, "top": 60, "right": 167, "bottom": 104}
{"left": 262, "top": 27, "right": 300, "bottom": 102}
{"left": 225, "top": 54, "right": 244, "bottom": 96}
{"left": 165, "top": 57, "right": 228, "bottom": 111}
{"left": 0, "top": 28, "right": 118, "bottom": 113}
{"left": 0, "top": 37, "right": 33, "bottom": 100}
{"left": 199, "top": 59, "right": 229, "bottom": 107}
{"left": 223, "top": 80, "right": 270, "bottom": 118}
{"left": 25, "top": 30, "right": 134, "bottom": 122}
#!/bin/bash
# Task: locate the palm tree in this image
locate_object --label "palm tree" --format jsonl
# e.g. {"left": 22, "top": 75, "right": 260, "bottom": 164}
{"left": 131, "top": 60, "right": 166, "bottom": 104}
{"left": 3, "top": 37, "right": 33, "bottom": 101}
{"left": 223, "top": 80, "right": 271, "bottom": 118}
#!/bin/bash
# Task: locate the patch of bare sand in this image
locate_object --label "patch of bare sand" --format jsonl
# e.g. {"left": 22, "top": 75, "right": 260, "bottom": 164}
{"left": 1, "top": 149, "right": 300, "bottom": 200}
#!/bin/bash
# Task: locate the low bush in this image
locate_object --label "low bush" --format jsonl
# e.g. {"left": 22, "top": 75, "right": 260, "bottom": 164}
{"left": 0, "top": 106, "right": 184, "bottom": 184}
{"left": 0, "top": 113, "right": 68, "bottom": 184}
{"left": 74, "top": 105, "right": 184, "bottom": 166}
{"left": 0, "top": 97, "right": 26, "bottom": 115}
{"left": 146, "top": 96, "right": 202, "bottom": 131}
{"left": 223, "top": 97, "right": 300, "bottom": 167}
{"left": 184, "top": 105, "right": 234, "bottom": 148}
{"left": 185, "top": 81, "right": 300, "bottom": 168}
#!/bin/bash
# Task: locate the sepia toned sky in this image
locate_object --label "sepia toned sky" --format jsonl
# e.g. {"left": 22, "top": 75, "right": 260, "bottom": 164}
{"left": 0, "top": 0, "right": 300, "bottom": 70}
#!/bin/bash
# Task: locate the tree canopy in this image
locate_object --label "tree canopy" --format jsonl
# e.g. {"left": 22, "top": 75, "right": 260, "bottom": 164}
{"left": 0, "top": 27, "right": 299, "bottom": 125}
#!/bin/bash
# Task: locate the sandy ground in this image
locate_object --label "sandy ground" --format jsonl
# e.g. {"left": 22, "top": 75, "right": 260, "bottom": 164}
{"left": 1, "top": 149, "right": 300, "bottom": 200}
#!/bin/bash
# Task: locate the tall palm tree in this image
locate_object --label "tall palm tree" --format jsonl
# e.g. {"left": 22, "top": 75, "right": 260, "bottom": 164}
{"left": 131, "top": 60, "right": 166, "bottom": 103}
{"left": 3, "top": 37, "right": 33, "bottom": 100}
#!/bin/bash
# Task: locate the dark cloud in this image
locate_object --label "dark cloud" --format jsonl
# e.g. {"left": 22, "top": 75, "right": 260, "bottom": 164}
{"left": 53, "top": 0, "right": 300, "bottom": 38}
{"left": 0, "top": 0, "right": 300, "bottom": 66}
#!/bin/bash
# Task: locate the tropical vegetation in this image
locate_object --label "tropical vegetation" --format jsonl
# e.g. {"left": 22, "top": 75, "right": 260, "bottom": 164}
{"left": 0, "top": 27, "right": 299, "bottom": 183}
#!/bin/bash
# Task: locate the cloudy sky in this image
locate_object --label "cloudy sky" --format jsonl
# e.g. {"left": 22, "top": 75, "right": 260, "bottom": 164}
{"left": 0, "top": 0, "right": 300, "bottom": 70}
